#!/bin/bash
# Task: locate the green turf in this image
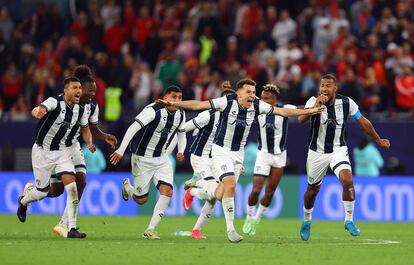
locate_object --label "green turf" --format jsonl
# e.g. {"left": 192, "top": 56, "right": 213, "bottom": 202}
{"left": 1, "top": 215, "right": 413, "bottom": 265}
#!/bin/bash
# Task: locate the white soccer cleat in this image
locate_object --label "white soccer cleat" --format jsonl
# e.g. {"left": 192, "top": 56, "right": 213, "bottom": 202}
{"left": 52, "top": 224, "right": 68, "bottom": 238}
{"left": 143, "top": 229, "right": 160, "bottom": 240}
{"left": 122, "top": 178, "right": 130, "bottom": 201}
{"left": 227, "top": 230, "right": 243, "bottom": 243}
{"left": 23, "top": 182, "right": 34, "bottom": 208}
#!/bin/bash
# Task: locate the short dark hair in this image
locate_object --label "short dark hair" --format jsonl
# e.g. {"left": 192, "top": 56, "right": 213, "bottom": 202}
{"left": 221, "top": 89, "right": 236, "bottom": 96}
{"left": 164, "top": 85, "right": 182, "bottom": 96}
{"left": 321, "top": 74, "right": 337, "bottom": 85}
{"left": 73, "top": 65, "right": 95, "bottom": 84}
{"left": 236, "top": 79, "right": 256, "bottom": 90}
{"left": 262, "top": 83, "right": 280, "bottom": 96}
{"left": 63, "top": 76, "right": 80, "bottom": 88}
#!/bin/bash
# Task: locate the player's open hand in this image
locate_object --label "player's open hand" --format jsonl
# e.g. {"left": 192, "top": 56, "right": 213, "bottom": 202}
{"left": 155, "top": 99, "right": 173, "bottom": 106}
{"left": 88, "top": 143, "right": 96, "bottom": 153}
{"left": 239, "top": 166, "right": 245, "bottom": 176}
{"left": 176, "top": 152, "right": 184, "bottom": 162}
{"left": 221, "top": 80, "right": 231, "bottom": 90}
{"left": 105, "top": 134, "right": 118, "bottom": 149}
{"left": 110, "top": 151, "right": 123, "bottom": 165}
{"left": 376, "top": 139, "right": 391, "bottom": 149}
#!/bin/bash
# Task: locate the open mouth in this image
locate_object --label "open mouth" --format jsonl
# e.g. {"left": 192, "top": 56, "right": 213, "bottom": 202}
{"left": 74, "top": 94, "right": 81, "bottom": 101}
{"left": 322, "top": 92, "right": 328, "bottom": 96}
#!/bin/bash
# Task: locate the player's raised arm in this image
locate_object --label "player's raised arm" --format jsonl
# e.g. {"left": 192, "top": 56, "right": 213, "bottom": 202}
{"left": 273, "top": 105, "right": 325, "bottom": 117}
{"left": 298, "top": 95, "right": 328, "bottom": 124}
{"left": 155, "top": 99, "right": 212, "bottom": 111}
{"left": 32, "top": 97, "right": 58, "bottom": 119}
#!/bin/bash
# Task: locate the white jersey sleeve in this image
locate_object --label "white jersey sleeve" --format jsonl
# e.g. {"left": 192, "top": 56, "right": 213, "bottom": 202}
{"left": 209, "top": 96, "right": 228, "bottom": 112}
{"left": 348, "top": 97, "right": 359, "bottom": 116}
{"left": 79, "top": 106, "right": 89, "bottom": 127}
{"left": 284, "top": 104, "right": 297, "bottom": 109}
{"left": 177, "top": 111, "right": 187, "bottom": 153}
{"left": 259, "top": 100, "right": 274, "bottom": 115}
{"left": 192, "top": 110, "right": 212, "bottom": 130}
{"left": 40, "top": 97, "right": 58, "bottom": 112}
{"left": 134, "top": 106, "right": 156, "bottom": 127}
{"left": 89, "top": 104, "right": 99, "bottom": 124}
{"left": 304, "top": 97, "right": 317, "bottom": 108}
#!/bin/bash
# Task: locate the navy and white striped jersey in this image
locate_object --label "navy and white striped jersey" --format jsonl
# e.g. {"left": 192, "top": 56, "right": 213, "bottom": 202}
{"left": 305, "top": 94, "right": 360, "bottom": 153}
{"left": 189, "top": 109, "right": 220, "bottom": 157}
{"left": 210, "top": 93, "right": 274, "bottom": 151}
{"left": 258, "top": 104, "right": 296, "bottom": 154}
{"left": 130, "top": 103, "right": 186, "bottom": 157}
{"left": 35, "top": 95, "right": 89, "bottom": 151}
{"left": 65, "top": 102, "right": 99, "bottom": 146}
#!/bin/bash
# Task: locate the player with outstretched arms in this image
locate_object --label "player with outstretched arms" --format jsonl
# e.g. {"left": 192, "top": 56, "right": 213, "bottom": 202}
{"left": 157, "top": 78, "right": 324, "bottom": 243}
{"left": 110, "top": 85, "right": 186, "bottom": 240}
{"left": 298, "top": 74, "right": 390, "bottom": 241}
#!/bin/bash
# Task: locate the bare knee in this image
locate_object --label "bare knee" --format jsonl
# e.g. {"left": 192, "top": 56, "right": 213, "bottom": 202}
{"left": 133, "top": 196, "right": 148, "bottom": 205}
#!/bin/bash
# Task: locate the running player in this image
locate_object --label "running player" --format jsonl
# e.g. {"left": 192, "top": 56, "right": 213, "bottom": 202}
{"left": 157, "top": 78, "right": 324, "bottom": 243}
{"left": 46, "top": 65, "right": 118, "bottom": 237}
{"left": 17, "top": 76, "right": 95, "bottom": 238}
{"left": 110, "top": 85, "right": 186, "bottom": 239}
{"left": 298, "top": 74, "right": 390, "bottom": 241}
{"left": 243, "top": 84, "right": 296, "bottom": 236}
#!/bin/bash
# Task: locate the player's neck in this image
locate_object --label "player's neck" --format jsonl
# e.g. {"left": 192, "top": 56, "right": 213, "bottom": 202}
{"left": 63, "top": 96, "right": 75, "bottom": 108}
{"left": 327, "top": 95, "right": 336, "bottom": 106}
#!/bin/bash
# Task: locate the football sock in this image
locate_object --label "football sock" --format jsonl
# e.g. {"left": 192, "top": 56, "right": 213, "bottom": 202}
{"left": 193, "top": 200, "right": 215, "bottom": 230}
{"left": 222, "top": 197, "right": 235, "bottom": 232}
{"left": 246, "top": 204, "right": 255, "bottom": 217}
{"left": 148, "top": 195, "right": 170, "bottom": 230}
{"left": 254, "top": 204, "right": 268, "bottom": 223}
{"left": 343, "top": 200, "right": 355, "bottom": 222}
{"left": 304, "top": 207, "right": 314, "bottom": 221}
{"left": 190, "top": 187, "right": 209, "bottom": 200}
{"left": 65, "top": 182, "right": 79, "bottom": 229}
{"left": 21, "top": 187, "right": 48, "bottom": 206}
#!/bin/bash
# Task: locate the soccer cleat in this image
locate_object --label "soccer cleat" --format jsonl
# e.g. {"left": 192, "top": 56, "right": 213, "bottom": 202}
{"left": 143, "top": 229, "right": 160, "bottom": 240}
{"left": 67, "top": 228, "right": 87, "bottom": 238}
{"left": 52, "top": 224, "right": 68, "bottom": 238}
{"left": 344, "top": 221, "right": 360, "bottom": 236}
{"left": 23, "top": 183, "right": 34, "bottom": 208}
{"left": 121, "top": 178, "right": 130, "bottom": 201}
{"left": 182, "top": 187, "right": 194, "bottom": 210}
{"left": 183, "top": 175, "right": 199, "bottom": 190}
{"left": 249, "top": 220, "right": 257, "bottom": 236}
{"left": 17, "top": 196, "right": 27, "bottom": 223}
{"left": 242, "top": 216, "right": 253, "bottom": 234}
{"left": 191, "top": 229, "right": 206, "bottom": 239}
{"left": 227, "top": 230, "right": 243, "bottom": 243}
{"left": 300, "top": 220, "right": 312, "bottom": 241}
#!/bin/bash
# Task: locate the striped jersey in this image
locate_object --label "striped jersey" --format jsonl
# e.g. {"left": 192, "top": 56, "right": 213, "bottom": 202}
{"left": 35, "top": 95, "right": 89, "bottom": 151}
{"left": 305, "top": 94, "right": 359, "bottom": 153}
{"left": 258, "top": 104, "right": 296, "bottom": 154}
{"left": 209, "top": 93, "right": 274, "bottom": 151}
{"left": 65, "top": 101, "right": 99, "bottom": 146}
{"left": 130, "top": 103, "right": 186, "bottom": 157}
{"left": 189, "top": 109, "right": 220, "bottom": 157}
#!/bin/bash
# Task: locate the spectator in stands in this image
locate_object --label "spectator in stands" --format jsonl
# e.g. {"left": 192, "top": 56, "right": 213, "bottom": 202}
{"left": 394, "top": 64, "right": 414, "bottom": 111}
{"left": 353, "top": 136, "right": 384, "bottom": 177}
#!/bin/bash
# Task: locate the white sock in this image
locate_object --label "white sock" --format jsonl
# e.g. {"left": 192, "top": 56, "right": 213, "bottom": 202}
{"left": 193, "top": 200, "right": 215, "bottom": 230}
{"left": 65, "top": 182, "right": 79, "bottom": 229}
{"left": 254, "top": 204, "right": 268, "bottom": 223}
{"left": 21, "top": 187, "right": 48, "bottom": 205}
{"left": 190, "top": 188, "right": 209, "bottom": 200}
{"left": 222, "top": 197, "right": 235, "bottom": 232}
{"left": 59, "top": 207, "right": 68, "bottom": 228}
{"left": 304, "top": 207, "right": 313, "bottom": 221}
{"left": 124, "top": 180, "right": 136, "bottom": 198}
{"left": 195, "top": 180, "right": 218, "bottom": 200}
{"left": 246, "top": 204, "right": 255, "bottom": 217}
{"left": 148, "top": 195, "right": 170, "bottom": 230}
{"left": 343, "top": 200, "right": 355, "bottom": 222}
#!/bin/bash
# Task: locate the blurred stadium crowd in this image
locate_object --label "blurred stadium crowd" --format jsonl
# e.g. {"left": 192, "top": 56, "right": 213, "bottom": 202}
{"left": 0, "top": 0, "right": 413, "bottom": 123}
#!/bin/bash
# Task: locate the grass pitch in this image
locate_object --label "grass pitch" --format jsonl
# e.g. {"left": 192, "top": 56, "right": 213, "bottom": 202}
{"left": 0, "top": 215, "right": 413, "bottom": 265}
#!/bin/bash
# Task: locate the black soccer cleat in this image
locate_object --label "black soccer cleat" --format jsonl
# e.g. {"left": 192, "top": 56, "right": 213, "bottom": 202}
{"left": 17, "top": 196, "right": 27, "bottom": 223}
{"left": 67, "top": 228, "right": 87, "bottom": 239}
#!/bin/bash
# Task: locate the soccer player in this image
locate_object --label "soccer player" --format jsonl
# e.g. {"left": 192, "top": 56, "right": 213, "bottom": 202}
{"left": 17, "top": 76, "right": 95, "bottom": 238}
{"left": 110, "top": 85, "right": 186, "bottom": 240}
{"left": 45, "top": 65, "right": 118, "bottom": 237}
{"left": 243, "top": 84, "right": 296, "bottom": 236}
{"left": 298, "top": 74, "right": 390, "bottom": 241}
{"left": 157, "top": 78, "right": 324, "bottom": 243}
{"left": 168, "top": 87, "right": 236, "bottom": 239}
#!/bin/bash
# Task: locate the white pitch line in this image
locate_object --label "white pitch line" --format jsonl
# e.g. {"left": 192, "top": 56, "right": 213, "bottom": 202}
{"left": 328, "top": 239, "right": 400, "bottom": 246}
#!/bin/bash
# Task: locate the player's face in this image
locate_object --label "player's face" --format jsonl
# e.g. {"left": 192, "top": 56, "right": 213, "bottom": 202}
{"left": 64, "top": 81, "right": 82, "bottom": 106}
{"left": 319, "top": 78, "right": 337, "bottom": 103}
{"left": 237, "top": 84, "right": 256, "bottom": 109}
{"left": 81, "top": 82, "right": 96, "bottom": 103}
{"left": 260, "top": 90, "right": 277, "bottom": 106}
{"left": 164, "top": 91, "right": 182, "bottom": 112}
